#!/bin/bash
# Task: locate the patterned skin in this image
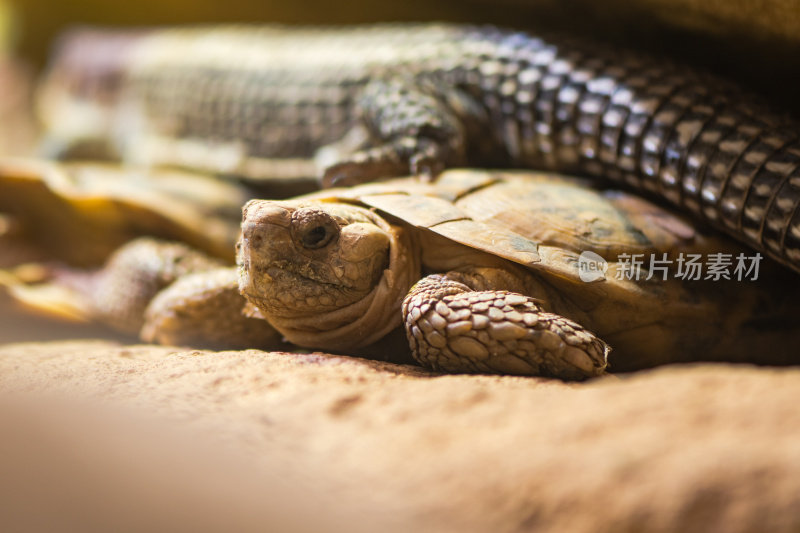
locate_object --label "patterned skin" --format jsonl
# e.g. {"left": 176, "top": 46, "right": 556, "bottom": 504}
{"left": 39, "top": 24, "right": 800, "bottom": 273}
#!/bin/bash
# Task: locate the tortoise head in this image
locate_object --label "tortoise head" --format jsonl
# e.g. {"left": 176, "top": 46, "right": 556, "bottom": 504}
{"left": 237, "top": 199, "right": 420, "bottom": 349}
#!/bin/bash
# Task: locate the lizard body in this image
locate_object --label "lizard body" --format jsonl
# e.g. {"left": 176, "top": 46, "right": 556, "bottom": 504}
{"left": 39, "top": 23, "right": 800, "bottom": 273}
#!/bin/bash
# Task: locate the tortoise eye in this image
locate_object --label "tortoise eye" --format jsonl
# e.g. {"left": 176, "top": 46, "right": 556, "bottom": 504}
{"left": 291, "top": 208, "right": 339, "bottom": 250}
{"left": 302, "top": 225, "right": 331, "bottom": 248}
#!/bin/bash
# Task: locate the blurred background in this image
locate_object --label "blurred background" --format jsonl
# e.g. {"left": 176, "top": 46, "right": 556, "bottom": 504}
{"left": 2, "top": 0, "right": 800, "bottom": 162}
{"left": 4, "top": 0, "right": 800, "bottom": 111}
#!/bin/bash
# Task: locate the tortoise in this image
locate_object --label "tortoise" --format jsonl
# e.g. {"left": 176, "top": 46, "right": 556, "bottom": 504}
{"left": 235, "top": 169, "right": 800, "bottom": 378}
{"left": 4, "top": 161, "right": 798, "bottom": 379}
{"left": 0, "top": 158, "right": 281, "bottom": 348}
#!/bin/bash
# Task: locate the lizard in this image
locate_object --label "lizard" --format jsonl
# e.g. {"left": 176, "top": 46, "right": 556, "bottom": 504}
{"left": 37, "top": 23, "right": 800, "bottom": 274}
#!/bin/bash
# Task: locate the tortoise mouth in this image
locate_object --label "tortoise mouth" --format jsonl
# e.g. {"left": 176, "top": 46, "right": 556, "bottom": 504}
{"left": 241, "top": 264, "right": 349, "bottom": 317}
{"left": 262, "top": 265, "right": 347, "bottom": 294}
{"left": 238, "top": 248, "right": 325, "bottom": 313}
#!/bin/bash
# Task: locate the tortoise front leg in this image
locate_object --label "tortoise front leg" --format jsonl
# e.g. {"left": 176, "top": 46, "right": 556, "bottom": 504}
{"left": 64, "top": 237, "right": 286, "bottom": 350}
{"left": 402, "top": 274, "right": 609, "bottom": 380}
{"left": 141, "top": 266, "right": 286, "bottom": 350}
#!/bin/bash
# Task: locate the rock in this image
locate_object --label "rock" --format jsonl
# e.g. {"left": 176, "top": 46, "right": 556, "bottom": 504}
{"left": 1, "top": 340, "right": 800, "bottom": 532}
{"left": 0, "top": 392, "right": 369, "bottom": 533}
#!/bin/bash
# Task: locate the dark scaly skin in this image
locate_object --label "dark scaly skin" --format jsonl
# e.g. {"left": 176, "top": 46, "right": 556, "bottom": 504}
{"left": 43, "top": 24, "right": 800, "bottom": 273}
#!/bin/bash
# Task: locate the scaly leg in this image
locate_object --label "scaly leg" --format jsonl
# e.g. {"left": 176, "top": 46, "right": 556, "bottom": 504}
{"left": 402, "top": 274, "right": 609, "bottom": 379}
{"left": 81, "top": 238, "right": 223, "bottom": 334}
{"left": 68, "top": 238, "right": 285, "bottom": 349}
{"left": 142, "top": 267, "right": 285, "bottom": 350}
{"left": 319, "top": 78, "right": 476, "bottom": 187}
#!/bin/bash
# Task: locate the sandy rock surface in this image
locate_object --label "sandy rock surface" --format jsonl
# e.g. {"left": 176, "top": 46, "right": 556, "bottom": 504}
{"left": 2, "top": 339, "right": 800, "bottom": 532}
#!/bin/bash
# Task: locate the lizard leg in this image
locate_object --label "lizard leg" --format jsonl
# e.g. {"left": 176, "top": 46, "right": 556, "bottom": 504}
{"left": 319, "top": 78, "right": 475, "bottom": 187}
{"left": 402, "top": 274, "right": 609, "bottom": 380}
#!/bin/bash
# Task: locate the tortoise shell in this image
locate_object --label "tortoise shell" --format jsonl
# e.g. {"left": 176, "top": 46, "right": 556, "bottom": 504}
{"left": 302, "top": 169, "right": 732, "bottom": 285}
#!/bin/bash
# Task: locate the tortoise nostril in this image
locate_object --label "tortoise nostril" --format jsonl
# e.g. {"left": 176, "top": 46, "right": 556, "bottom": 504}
{"left": 242, "top": 223, "right": 265, "bottom": 249}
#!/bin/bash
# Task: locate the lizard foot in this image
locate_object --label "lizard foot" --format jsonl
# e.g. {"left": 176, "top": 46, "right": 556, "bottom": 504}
{"left": 319, "top": 77, "right": 471, "bottom": 187}
{"left": 319, "top": 138, "right": 448, "bottom": 188}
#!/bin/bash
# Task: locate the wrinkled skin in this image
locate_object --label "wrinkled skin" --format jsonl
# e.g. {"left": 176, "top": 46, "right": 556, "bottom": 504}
{"left": 238, "top": 201, "right": 390, "bottom": 317}
{"left": 238, "top": 199, "right": 421, "bottom": 352}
